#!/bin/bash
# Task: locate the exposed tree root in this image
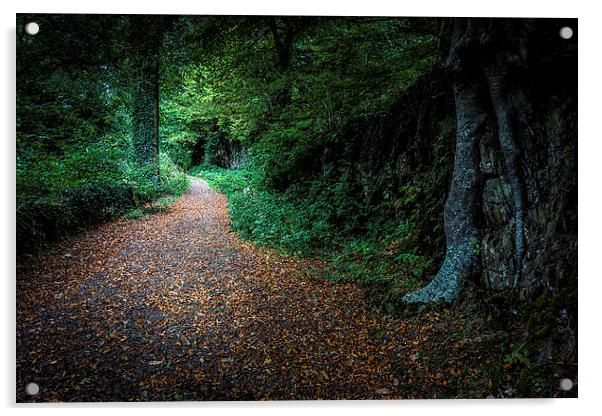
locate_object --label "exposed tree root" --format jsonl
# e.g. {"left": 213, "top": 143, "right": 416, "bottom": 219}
{"left": 485, "top": 67, "right": 527, "bottom": 286}
{"left": 402, "top": 242, "right": 479, "bottom": 304}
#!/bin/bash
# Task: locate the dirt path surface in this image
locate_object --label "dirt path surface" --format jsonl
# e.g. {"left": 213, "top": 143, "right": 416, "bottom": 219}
{"left": 17, "top": 179, "right": 477, "bottom": 401}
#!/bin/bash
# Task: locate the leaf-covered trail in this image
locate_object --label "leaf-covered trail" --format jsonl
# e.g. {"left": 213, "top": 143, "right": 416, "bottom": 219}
{"left": 17, "top": 178, "right": 488, "bottom": 401}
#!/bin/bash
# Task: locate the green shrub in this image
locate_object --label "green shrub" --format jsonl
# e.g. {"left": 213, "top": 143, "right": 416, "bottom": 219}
{"left": 17, "top": 134, "right": 189, "bottom": 255}
{"left": 159, "top": 152, "right": 190, "bottom": 197}
{"left": 192, "top": 164, "right": 436, "bottom": 310}
{"left": 126, "top": 208, "right": 144, "bottom": 220}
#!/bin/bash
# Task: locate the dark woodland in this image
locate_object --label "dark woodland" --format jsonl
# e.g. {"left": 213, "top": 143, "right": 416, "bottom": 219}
{"left": 16, "top": 15, "right": 577, "bottom": 401}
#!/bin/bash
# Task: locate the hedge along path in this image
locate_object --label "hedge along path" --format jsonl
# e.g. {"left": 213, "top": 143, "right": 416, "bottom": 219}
{"left": 17, "top": 178, "right": 478, "bottom": 401}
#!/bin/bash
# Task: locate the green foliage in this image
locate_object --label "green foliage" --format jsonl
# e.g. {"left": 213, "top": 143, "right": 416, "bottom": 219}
{"left": 160, "top": 17, "right": 440, "bottom": 169}
{"left": 158, "top": 152, "right": 190, "bottom": 197}
{"left": 503, "top": 344, "right": 532, "bottom": 369}
{"left": 17, "top": 14, "right": 446, "bottom": 311}
{"left": 125, "top": 208, "right": 144, "bottom": 220}
{"left": 125, "top": 195, "right": 180, "bottom": 220}
{"left": 328, "top": 221, "right": 434, "bottom": 311}
{"left": 16, "top": 15, "right": 192, "bottom": 255}
{"left": 192, "top": 165, "right": 339, "bottom": 255}
{"left": 193, "top": 164, "right": 437, "bottom": 310}
{"left": 17, "top": 144, "right": 188, "bottom": 254}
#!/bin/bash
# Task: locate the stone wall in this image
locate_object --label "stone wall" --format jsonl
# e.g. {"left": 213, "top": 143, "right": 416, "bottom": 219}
{"left": 479, "top": 41, "right": 577, "bottom": 296}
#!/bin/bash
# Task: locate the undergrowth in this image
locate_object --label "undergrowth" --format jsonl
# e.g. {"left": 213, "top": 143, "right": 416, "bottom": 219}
{"left": 191, "top": 164, "right": 434, "bottom": 308}
{"left": 17, "top": 141, "right": 189, "bottom": 255}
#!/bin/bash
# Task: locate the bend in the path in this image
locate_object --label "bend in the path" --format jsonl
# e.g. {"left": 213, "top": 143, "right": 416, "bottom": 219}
{"left": 17, "top": 178, "right": 467, "bottom": 401}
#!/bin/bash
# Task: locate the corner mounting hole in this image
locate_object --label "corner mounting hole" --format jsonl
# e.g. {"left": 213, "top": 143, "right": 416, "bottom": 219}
{"left": 559, "top": 26, "right": 573, "bottom": 40}
{"left": 25, "top": 382, "right": 39, "bottom": 395}
{"left": 559, "top": 378, "right": 573, "bottom": 391}
{"left": 25, "top": 22, "right": 39, "bottom": 35}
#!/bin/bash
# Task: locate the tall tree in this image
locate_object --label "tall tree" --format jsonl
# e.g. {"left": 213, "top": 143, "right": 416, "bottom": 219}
{"left": 128, "top": 15, "right": 166, "bottom": 180}
{"left": 403, "top": 18, "right": 577, "bottom": 304}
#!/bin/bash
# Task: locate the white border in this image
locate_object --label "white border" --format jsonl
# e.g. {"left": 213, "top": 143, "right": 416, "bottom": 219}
{"left": 2, "top": 1, "right": 599, "bottom": 415}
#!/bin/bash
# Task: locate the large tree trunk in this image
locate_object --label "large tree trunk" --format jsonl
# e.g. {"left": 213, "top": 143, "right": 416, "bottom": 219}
{"left": 131, "top": 57, "right": 160, "bottom": 179}
{"left": 130, "top": 16, "right": 164, "bottom": 181}
{"left": 402, "top": 17, "right": 577, "bottom": 305}
{"left": 403, "top": 79, "right": 485, "bottom": 303}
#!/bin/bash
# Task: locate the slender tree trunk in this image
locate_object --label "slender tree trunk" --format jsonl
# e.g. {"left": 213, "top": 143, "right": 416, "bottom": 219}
{"left": 130, "top": 16, "right": 163, "bottom": 181}
{"left": 131, "top": 56, "right": 160, "bottom": 179}
{"left": 153, "top": 58, "right": 160, "bottom": 176}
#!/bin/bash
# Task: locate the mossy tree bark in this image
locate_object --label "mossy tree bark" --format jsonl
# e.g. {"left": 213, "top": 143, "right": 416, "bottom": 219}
{"left": 129, "top": 16, "right": 165, "bottom": 181}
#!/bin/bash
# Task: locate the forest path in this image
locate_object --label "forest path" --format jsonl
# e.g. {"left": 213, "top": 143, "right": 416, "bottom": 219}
{"left": 17, "top": 178, "right": 458, "bottom": 401}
